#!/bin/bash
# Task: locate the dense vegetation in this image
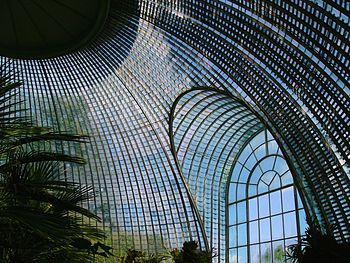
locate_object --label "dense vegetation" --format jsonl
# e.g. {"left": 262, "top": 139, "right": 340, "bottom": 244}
{"left": 0, "top": 77, "right": 112, "bottom": 262}
{"left": 114, "top": 241, "right": 213, "bottom": 263}
{"left": 287, "top": 221, "right": 350, "bottom": 263}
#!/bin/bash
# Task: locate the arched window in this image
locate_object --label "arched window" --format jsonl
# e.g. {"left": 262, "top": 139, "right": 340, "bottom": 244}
{"left": 228, "top": 130, "right": 307, "bottom": 263}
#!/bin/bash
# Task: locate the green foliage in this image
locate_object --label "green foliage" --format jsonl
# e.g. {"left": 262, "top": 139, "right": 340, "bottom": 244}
{"left": 170, "top": 241, "right": 214, "bottom": 263}
{"left": 71, "top": 238, "right": 113, "bottom": 259}
{"left": 106, "top": 240, "right": 213, "bottom": 263}
{"left": 261, "top": 247, "right": 271, "bottom": 262}
{"left": 261, "top": 244, "right": 285, "bottom": 263}
{"left": 117, "top": 248, "right": 172, "bottom": 263}
{"left": 273, "top": 245, "right": 285, "bottom": 262}
{"left": 287, "top": 221, "right": 350, "bottom": 263}
{"left": 121, "top": 249, "right": 145, "bottom": 262}
{"left": 0, "top": 77, "right": 111, "bottom": 262}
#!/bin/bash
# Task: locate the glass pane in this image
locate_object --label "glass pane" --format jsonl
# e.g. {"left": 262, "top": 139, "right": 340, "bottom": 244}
{"left": 250, "top": 130, "right": 265, "bottom": 148}
{"left": 296, "top": 191, "right": 303, "bottom": 208}
{"left": 248, "top": 184, "right": 257, "bottom": 196}
{"left": 238, "top": 246, "right": 248, "bottom": 263}
{"left": 271, "top": 215, "right": 283, "bottom": 240}
{"left": 274, "top": 157, "right": 288, "bottom": 175}
{"left": 237, "top": 201, "right": 246, "bottom": 223}
{"left": 282, "top": 187, "right": 295, "bottom": 212}
{"left": 228, "top": 204, "right": 236, "bottom": 225}
{"left": 249, "top": 198, "right": 258, "bottom": 220}
{"left": 270, "top": 190, "right": 282, "bottom": 215}
{"left": 281, "top": 171, "right": 293, "bottom": 185}
{"left": 231, "top": 163, "right": 242, "bottom": 183}
{"left": 238, "top": 223, "right": 247, "bottom": 246}
{"left": 260, "top": 242, "right": 272, "bottom": 263}
{"left": 259, "top": 194, "right": 270, "bottom": 218}
{"left": 268, "top": 140, "right": 278, "bottom": 154}
{"left": 259, "top": 218, "right": 271, "bottom": 242}
{"left": 229, "top": 226, "right": 237, "bottom": 248}
{"left": 237, "top": 183, "right": 246, "bottom": 201}
{"left": 272, "top": 240, "right": 285, "bottom": 263}
{"left": 250, "top": 244, "right": 260, "bottom": 263}
{"left": 283, "top": 212, "right": 297, "bottom": 238}
{"left": 228, "top": 248, "right": 238, "bottom": 263}
{"left": 249, "top": 220, "right": 259, "bottom": 244}
{"left": 228, "top": 183, "right": 236, "bottom": 203}
{"left": 298, "top": 209, "right": 307, "bottom": 234}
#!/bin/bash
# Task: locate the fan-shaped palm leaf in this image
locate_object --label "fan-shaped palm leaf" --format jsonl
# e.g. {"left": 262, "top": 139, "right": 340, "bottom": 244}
{"left": 0, "top": 76, "right": 107, "bottom": 262}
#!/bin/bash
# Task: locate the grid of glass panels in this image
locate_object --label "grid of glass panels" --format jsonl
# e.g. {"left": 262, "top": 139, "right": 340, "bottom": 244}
{"left": 171, "top": 88, "right": 264, "bottom": 261}
{"left": 228, "top": 130, "right": 307, "bottom": 263}
{"left": 0, "top": 0, "right": 349, "bottom": 261}
{"left": 140, "top": 0, "right": 350, "bottom": 242}
{"left": 0, "top": 6, "right": 216, "bottom": 253}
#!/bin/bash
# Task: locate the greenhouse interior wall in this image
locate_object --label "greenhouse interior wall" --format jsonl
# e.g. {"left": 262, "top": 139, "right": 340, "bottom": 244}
{"left": 0, "top": 0, "right": 349, "bottom": 262}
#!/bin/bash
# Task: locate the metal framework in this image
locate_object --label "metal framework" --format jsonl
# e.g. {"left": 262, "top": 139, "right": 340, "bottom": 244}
{"left": 0, "top": 1, "right": 349, "bottom": 262}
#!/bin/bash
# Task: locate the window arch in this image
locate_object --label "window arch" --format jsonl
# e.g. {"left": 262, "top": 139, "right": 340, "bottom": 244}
{"left": 227, "top": 129, "right": 307, "bottom": 263}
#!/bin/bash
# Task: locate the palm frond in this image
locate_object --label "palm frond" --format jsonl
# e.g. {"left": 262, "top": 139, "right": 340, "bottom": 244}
{"left": 0, "top": 151, "right": 85, "bottom": 172}
{"left": 51, "top": 185, "right": 100, "bottom": 220}
{"left": 0, "top": 81, "right": 21, "bottom": 97}
{"left": 14, "top": 132, "right": 88, "bottom": 144}
{"left": 0, "top": 100, "right": 25, "bottom": 115}
{"left": 0, "top": 77, "right": 106, "bottom": 262}
{"left": 1, "top": 206, "right": 75, "bottom": 240}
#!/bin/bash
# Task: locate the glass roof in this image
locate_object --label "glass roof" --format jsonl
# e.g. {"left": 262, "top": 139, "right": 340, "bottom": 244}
{"left": 0, "top": 1, "right": 349, "bottom": 261}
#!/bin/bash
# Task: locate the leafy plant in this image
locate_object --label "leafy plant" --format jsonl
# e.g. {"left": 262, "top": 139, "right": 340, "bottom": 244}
{"left": 115, "top": 241, "right": 213, "bottom": 263}
{"left": 170, "top": 241, "right": 214, "bottom": 263}
{"left": 118, "top": 248, "right": 171, "bottom": 263}
{"left": 287, "top": 221, "right": 350, "bottom": 263}
{"left": 0, "top": 76, "right": 110, "bottom": 262}
{"left": 273, "top": 244, "right": 284, "bottom": 262}
{"left": 123, "top": 249, "right": 145, "bottom": 262}
{"left": 71, "top": 238, "right": 113, "bottom": 260}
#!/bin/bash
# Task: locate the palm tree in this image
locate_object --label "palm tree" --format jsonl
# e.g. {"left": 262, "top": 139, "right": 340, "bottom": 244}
{"left": 0, "top": 76, "right": 110, "bottom": 262}
{"left": 287, "top": 221, "right": 350, "bottom": 263}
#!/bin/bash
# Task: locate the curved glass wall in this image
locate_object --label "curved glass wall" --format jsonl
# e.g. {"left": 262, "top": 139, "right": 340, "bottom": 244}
{"left": 0, "top": 0, "right": 349, "bottom": 262}
{"left": 171, "top": 88, "right": 265, "bottom": 260}
{"left": 228, "top": 129, "right": 307, "bottom": 263}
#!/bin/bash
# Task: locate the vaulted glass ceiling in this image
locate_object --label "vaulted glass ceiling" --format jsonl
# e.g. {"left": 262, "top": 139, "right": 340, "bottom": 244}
{"left": 0, "top": 1, "right": 349, "bottom": 262}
